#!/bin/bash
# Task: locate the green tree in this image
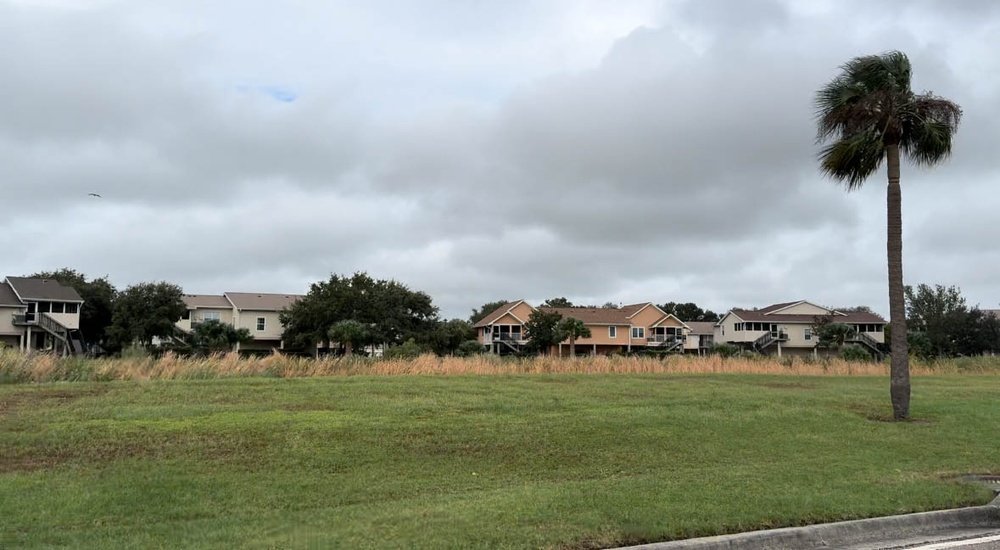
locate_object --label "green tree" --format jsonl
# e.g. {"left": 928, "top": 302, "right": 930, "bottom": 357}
{"left": 558, "top": 317, "right": 591, "bottom": 357}
{"left": 29, "top": 268, "right": 116, "bottom": 347}
{"left": 107, "top": 281, "right": 187, "bottom": 350}
{"left": 816, "top": 51, "right": 961, "bottom": 420}
{"left": 600, "top": 302, "right": 619, "bottom": 309}
{"left": 328, "top": 319, "right": 371, "bottom": 356}
{"left": 280, "top": 272, "right": 438, "bottom": 353}
{"left": 816, "top": 322, "right": 857, "bottom": 350}
{"left": 541, "top": 297, "right": 575, "bottom": 308}
{"left": 523, "top": 310, "right": 565, "bottom": 355}
{"left": 660, "top": 302, "right": 720, "bottom": 322}
{"left": 428, "top": 319, "right": 476, "bottom": 356}
{"left": 904, "top": 283, "right": 969, "bottom": 359}
{"left": 187, "top": 319, "right": 252, "bottom": 354}
{"left": 469, "top": 300, "right": 509, "bottom": 324}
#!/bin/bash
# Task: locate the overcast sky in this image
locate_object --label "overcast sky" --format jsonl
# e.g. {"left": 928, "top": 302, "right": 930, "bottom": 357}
{"left": 2, "top": 0, "right": 998, "bottom": 320}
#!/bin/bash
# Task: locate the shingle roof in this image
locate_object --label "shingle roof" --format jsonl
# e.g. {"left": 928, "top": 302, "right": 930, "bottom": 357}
{"left": 619, "top": 303, "right": 648, "bottom": 317}
{"left": 182, "top": 294, "right": 232, "bottom": 309}
{"left": 5, "top": 277, "right": 83, "bottom": 302}
{"left": 473, "top": 301, "right": 524, "bottom": 328}
{"left": 224, "top": 292, "right": 302, "bottom": 311}
{"left": 685, "top": 321, "right": 716, "bottom": 335}
{"left": 0, "top": 282, "right": 25, "bottom": 307}
{"left": 729, "top": 307, "right": 885, "bottom": 324}
{"left": 538, "top": 306, "right": 630, "bottom": 325}
{"left": 755, "top": 301, "right": 803, "bottom": 314}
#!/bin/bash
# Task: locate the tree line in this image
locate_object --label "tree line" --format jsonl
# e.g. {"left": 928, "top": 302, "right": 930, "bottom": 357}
{"left": 21, "top": 268, "right": 996, "bottom": 360}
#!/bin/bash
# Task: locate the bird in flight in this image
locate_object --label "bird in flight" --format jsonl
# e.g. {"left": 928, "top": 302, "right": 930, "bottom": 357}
{"left": 88, "top": 193, "right": 102, "bottom": 198}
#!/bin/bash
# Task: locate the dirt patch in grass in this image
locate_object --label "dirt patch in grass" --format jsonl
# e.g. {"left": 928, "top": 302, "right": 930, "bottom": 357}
{"left": 1, "top": 387, "right": 111, "bottom": 423}
{"left": 846, "top": 401, "right": 935, "bottom": 424}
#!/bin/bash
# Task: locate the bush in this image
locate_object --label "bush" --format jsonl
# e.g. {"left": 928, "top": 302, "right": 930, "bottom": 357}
{"left": 841, "top": 345, "right": 873, "bottom": 362}
{"left": 383, "top": 339, "right": 427, "bottom": 360}
{"left": 709, "top": 343, "right": 739, "bottom": 357}
{"left": 456, "top": 340, "right": 486, "bottom": 357}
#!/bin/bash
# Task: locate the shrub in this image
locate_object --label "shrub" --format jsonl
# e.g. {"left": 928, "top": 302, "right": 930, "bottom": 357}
{"left": 383, "top": 339, "right": 427, "bottom": 360}
{"left": 709, "top": 343, "right": 739, "bottom": 357}
{"left": 841, "top": 345, "right": 874, "bottom": 362}
{"left": 456, "top": 340, "right": 486, "bottom": 357}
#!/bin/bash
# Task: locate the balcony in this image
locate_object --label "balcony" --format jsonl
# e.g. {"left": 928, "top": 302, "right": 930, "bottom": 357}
{"left": 12, "top": 314, "right": 33, "bottom": 326}
{"left": 646, "top": 334, "right": 685, "bottom": 346}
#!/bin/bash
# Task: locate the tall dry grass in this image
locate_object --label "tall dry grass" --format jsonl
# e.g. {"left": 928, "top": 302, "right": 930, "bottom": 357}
{"left": 3, "top": 347, "right": 1000, "bottom": 383}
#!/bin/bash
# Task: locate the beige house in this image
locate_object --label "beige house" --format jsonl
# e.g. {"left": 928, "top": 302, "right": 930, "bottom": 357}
{"left": 682, "top": 321, "right": 716, "bottom": 355}
{"left": 1, "top": 277, "right": 85, "bottom": 355}
{"left": 474, "top": 300, "right": 690, "bottom": 356}
{"left": 715, "top": 300, "right": 886, "bottom": 358}
{"left": 175, "top": 292, "right": 303, "bottom": 352}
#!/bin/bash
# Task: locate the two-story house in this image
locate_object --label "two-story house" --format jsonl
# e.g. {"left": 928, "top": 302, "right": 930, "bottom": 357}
{"left": 715, "top": 300, "right": 886, "bottom": 358}
{"left": 682, "top": 322, "right": 716, "bottom": 355}
{"left": 175, "top": 292, "right": 303, "bottom": 352}
{"left": 474, "top": 300, "right": 690, "bottom": 356}
{"left": 1, "top": 277, "right": 85, "bottom": 355}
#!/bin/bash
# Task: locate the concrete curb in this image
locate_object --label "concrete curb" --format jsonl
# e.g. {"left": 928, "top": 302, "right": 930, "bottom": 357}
{"left": 614, "top": 503, "right": 1000, "bottom": 550}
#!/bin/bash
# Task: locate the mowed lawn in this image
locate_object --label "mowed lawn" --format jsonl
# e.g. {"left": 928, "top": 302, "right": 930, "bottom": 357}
{"left": 1, "top": 374, "right": 998, "bottom": 549}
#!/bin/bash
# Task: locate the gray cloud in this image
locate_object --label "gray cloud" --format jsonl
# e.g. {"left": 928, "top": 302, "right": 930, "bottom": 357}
{"left": 2, "top": 0, "right": 998, "bottom": 319}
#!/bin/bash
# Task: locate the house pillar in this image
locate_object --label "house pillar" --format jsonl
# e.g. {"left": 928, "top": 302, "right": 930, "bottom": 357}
{"left": 592, "top": 343, "right": 597, "bottom": 356}
{"left": 777, "top": 342, "right": 782, "bottom": 357}
{"left": 26, "top": 327, "right": 32, "bottom": 352}
{"left": 558, "top": 343, "right": 563, "bottom": 357}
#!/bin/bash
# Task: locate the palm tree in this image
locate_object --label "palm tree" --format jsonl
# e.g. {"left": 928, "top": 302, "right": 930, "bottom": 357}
{"left": 328, "top": 319, "right": 370, "bottom": 357}
{"left": 816, "top": 51, "right": 961, "bottom": 420}
{"left": 558, "top": 317, "right": 591, "bottom": 357}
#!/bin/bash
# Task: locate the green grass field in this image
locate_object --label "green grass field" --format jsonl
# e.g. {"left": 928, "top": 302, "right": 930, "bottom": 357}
{"left": 2, "top": 374, "right": 998, "bottom": 549}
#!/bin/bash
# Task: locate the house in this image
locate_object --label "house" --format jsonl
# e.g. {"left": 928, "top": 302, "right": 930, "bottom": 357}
{"left": 0, "top": 277, "right": 85, "bottom": 355}
{"left": 224, "top": 292, "right": 302, "bottom": 352}
{"left": 474, "top": 300, "right": 690, "bottom": 356}
{"left": 175, "top": 292, "right": 303, "bottom": 352}
{"left": 715, "top": 300, "right": 886, "bottom": 358}
{"left": 682, "top": 322, "right": 716, "bottom": 355}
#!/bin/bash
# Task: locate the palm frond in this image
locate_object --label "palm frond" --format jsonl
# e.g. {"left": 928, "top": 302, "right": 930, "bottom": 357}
{"left": 814, "top": 51, "right": 911, "bottom": 143}
{"left": 818, "top": 132, "right": 885, "bottom": 191}
{"left": 900, "top": 94, "right": 962, "bottom": 166}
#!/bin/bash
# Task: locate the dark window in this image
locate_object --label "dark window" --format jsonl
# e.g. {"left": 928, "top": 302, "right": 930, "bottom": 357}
{"left": 65, "top": 303, "right": 79, "bottom": 314}
{"left": 50, "top": 302, "right": 65, "bottom": 314}
{"left": 38, "top": 302, "right": 51, "bottom": 313}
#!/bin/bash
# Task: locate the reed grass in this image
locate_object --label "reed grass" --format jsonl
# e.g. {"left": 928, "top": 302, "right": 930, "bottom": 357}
{"left": 2, "top": 348, "right": 999, "bottom": 383}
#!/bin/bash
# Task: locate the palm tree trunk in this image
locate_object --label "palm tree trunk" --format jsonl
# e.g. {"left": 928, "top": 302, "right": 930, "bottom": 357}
{"left": 886, "top": 143, "right": 910, "bottom": 420}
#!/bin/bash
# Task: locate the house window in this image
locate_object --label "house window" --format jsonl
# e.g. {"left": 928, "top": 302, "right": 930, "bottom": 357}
{"left": 609, "top": 326, "right": 617, "bottom": 338}
{"left": 38, "top": 302, "right": 51, "bottom": 313}
{"left": 181, "top": 310, "right": 191, "bottom": 320}
{"left": 631, "top": 327, "right": 645, "bottom": 339}
{"left": 735, "top": 323, "right": 742, "bottom": 331}
{"left": 203, "top": 311, "right": 221, "bottom": 322}
{"left": 65, "top": 303, "right": 78, "bottom": 314}
{"left": 804, "top": 328, "right": 812, "bottom": 341}
{"left": 256, "top": 317, "right": 266, "bottom": 331}
{"left": 50, "top": 302, "right": 65, "bottom": 314}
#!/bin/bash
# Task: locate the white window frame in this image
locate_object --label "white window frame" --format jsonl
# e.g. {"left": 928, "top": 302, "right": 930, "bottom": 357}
{"left": 804, "top": 328, "right": 812, "bottom": 341}
{"left": 609, "top": 326, "right": 617, "bottom": 339}
{"left": 203, "top": 311, "right": 221, "bottom": 322}
{"left": 256, "top": 317, "right": 266, "bottom": 331}
{"left": 631, "top": 327, "right": 645, "bottom": 339}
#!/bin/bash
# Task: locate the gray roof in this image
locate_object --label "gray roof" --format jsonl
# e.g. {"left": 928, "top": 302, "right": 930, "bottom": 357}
{"left": 685, "top": 321, "right": 716, "bottom": 335}
{"left": 224, "top": 292, "right": 302, "bottom": 311}
{"left": 5, "top": 277, "right": 83, "bottom": 302}
{"left": 182, "top": 294, "right": 232, "bottom": 309}
{"left": 0, "top": 282, "right": 25, "bottom": 307}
